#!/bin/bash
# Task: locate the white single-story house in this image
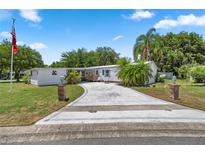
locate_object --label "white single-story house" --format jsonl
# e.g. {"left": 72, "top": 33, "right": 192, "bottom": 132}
{"left": 29, "top": 61, "right": 157, "bottom": 86}
{"left": 30, "top": 68, "right": 68, "bottom": 86}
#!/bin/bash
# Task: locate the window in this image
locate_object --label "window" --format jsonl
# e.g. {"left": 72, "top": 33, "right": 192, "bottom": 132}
{"left": 52, "top": 70, "right": 57, "bottom": 75}
{"left": 105, "top": 70, "right": 110, "bottom": 77}
{"left": 102, "top": 70, "right": 104, "bottom": 75}
{"left": 81, "top": 71, "right": 85, "bottom": 77}
{"left": 96, "top": 70, "right": 99, "bottom": 75}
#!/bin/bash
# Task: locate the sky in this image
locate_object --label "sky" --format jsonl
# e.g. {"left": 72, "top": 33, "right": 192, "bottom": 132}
{"left": 0, "top": 9, "right": 205, "bottom": 65}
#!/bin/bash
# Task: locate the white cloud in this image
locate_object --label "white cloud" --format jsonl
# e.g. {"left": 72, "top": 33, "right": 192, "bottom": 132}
{"left": 113, "top": 35, "right": 124, "bottom": 41}
{"left": 154, "top": 19, "right": 178, "bottom": 29}
{"left": 127, "top": 10, "right": 154, "bottom": 21}
{"left": 17, "top": 41, "right": 25, "bottom": 46}
{"left": 0, "top": 31, "right": 11, "bottom": 38}
{"left": 19, "top": 10, "right": 42, "bottom": 23}
{"left": 29, "top": 42, "right": 48, "bottom": 50}
{"left": 154, "top": 14, "right": 205, "bottom": 29}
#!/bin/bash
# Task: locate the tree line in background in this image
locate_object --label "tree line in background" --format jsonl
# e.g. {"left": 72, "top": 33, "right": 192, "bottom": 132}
{"left": 133, "top": 29, "right": 205, "bottom": 75}
{"left": 0, "top": 40, "right": 44, "bottom": 81}
{"left": 50, "top": 47, "right": 120, "bottom": 68}
{"left": 117, "top": 28, "right": 205, "bottom": 86}
{"left": 51, "top": 29, "right": 205, "bottom": 81}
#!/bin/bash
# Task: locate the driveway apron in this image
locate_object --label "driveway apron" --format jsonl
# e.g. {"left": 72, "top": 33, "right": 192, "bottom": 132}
{"left": 36, "top": 82, "right": 205, "bottom": 124}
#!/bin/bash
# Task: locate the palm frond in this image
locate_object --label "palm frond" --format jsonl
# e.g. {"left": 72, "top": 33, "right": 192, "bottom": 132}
{"left": 146, "top": 28, "right": 156, "bottom": 37}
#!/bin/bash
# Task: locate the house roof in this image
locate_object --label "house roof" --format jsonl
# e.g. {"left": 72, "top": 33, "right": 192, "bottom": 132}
{"left": 30, "top": 64, "right": 120, "bottom": 71}
{"left": 30, "top": 68, "right": 68, "bottom": 71}
{"left": 70, "top": 65, "right": 120, "bottom": 70}
{"left": 29, "top": 61, "right": 156, "bottom": 71}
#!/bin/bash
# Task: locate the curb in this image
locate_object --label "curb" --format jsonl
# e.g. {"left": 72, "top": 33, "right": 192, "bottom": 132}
{"left": 35, "top": 83, "right": 87, "bottom": 125}
{"left": 2, "top": 129, "right": 205, "bottom": 144}
{"left": 2, "top": 122, "right": 205, "bottom": 144}
{"left": 65, "top": 83, "right": 88, "bottom": 107}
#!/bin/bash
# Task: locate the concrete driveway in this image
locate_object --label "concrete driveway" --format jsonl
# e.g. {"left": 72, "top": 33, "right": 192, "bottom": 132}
{"left": 36, "top": 82, "right": 205, "bottom": 125}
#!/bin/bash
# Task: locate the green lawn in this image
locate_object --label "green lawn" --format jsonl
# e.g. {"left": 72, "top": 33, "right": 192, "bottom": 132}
{"left": 0, "top": 83, "right": 84, "bottom": 126}
{"left": 132, "top": 79, "right": 205, "bottom": 111}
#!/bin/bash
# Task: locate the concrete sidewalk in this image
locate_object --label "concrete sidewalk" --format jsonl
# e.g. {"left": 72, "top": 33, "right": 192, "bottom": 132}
{"left": 36, "top": 82, "right": 205, "bottom": 125}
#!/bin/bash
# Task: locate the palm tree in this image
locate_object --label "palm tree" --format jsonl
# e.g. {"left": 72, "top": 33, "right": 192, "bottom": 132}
{"left": 133, "top": 28, "right": 156, "bottom": 61}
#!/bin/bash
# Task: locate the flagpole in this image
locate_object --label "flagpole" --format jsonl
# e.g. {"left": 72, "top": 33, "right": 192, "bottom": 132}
{"left": 9, "top": 18, "right": 15, "bottom": 92}
{"left": 10, "top": 44, "right": 13, "bottom": 92}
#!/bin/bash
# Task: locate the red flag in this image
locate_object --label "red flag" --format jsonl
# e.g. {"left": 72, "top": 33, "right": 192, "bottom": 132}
{"left": 11, "top": 26, "right": 18, "bottom": 55}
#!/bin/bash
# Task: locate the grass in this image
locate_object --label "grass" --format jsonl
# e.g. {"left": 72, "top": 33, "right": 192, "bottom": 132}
{"left": 132, "top": 79, "right": 205, "bottom": 111}
{"left": 0, "top": 83, "right": 84, "bottom": 126}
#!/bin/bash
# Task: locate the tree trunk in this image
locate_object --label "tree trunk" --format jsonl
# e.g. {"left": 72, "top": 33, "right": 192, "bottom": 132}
{"left": 142, "top": 48, "right": 147, "bottom": 61}
{"left": 147, "top": 46, "right": 150, "bottom": 61}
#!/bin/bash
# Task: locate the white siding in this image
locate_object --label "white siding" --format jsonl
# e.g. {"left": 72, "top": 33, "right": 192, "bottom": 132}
{"left": 30, "top": 69, "right": 67, "bottom": 86}
{"left": 30, "top": 70, "right": 38, "bottom": 85}
{"left": 29, "top": 61, "right": 157, "bottom": 85}
{"left": 97, "top": 67, "right": 121, "bottom": 82}
{"left": 147, "top": 61, "right": 157, "bottom": 84}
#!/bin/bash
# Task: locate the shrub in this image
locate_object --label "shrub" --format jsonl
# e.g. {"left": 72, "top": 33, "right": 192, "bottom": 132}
{"left": 117, "top": 61, "right": 152, "bottom": 86}
{"left": 22, "top": 74, "right": 30, "bottom": 84}
{"left": 156, "top": 72, "right": 165, "bottom": 83}
{"left": 177, "top": 64, "right": 193, "bottom": 79}
{"left": 66, "top": 70, "right": 81, "bottom": 84}
{"left": 190, "top": 66, "right": 205, "bottom": 85}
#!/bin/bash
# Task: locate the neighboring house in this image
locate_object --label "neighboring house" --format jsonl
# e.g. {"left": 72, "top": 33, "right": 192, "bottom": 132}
{"left": 159, "top": 72, "right": 174, "bottom": 79}
{"left": 29, "top": 61, "right": 157, "bottom": 86}
{"left": 0, "top": 71, "right": 25, "bottom": 80}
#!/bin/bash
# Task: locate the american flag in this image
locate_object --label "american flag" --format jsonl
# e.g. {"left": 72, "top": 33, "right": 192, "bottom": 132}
{"left": 11, "top": 20, "right": 18, "bottom": 55}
